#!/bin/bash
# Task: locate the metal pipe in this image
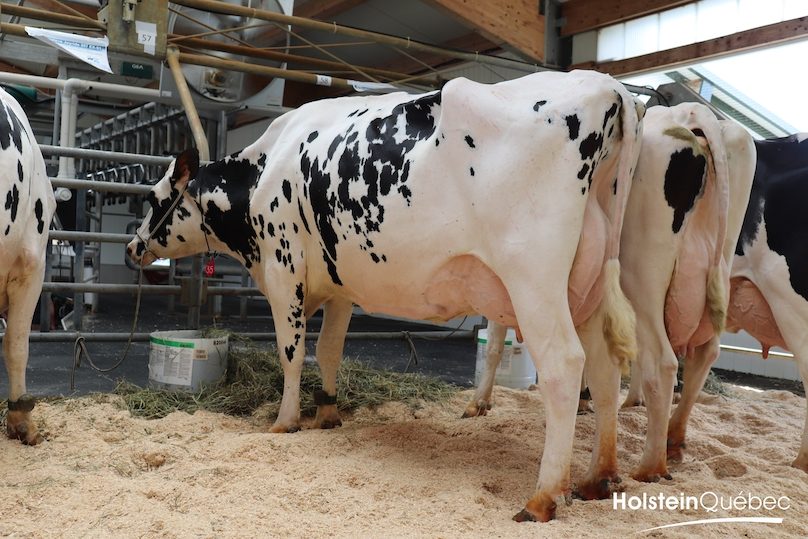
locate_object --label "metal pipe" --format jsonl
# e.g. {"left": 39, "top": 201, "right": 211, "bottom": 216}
{"left": 0, "top": 70, "right": 173, "bottom": 102}
{"left": 41, "top": 145, "right": 175, "bottom": 166}
{"left": 171, "top": 34, "right": 440, "bottom": 86}
{"left": 171, "top": 0, "right": 544, "bottom": 73}
{"left": 19, "top": 329, "right": 474, "bottom": 342}
{"left": 42, "top": 282, "right": 265, "bottom": 296}
{"left": 719, "top": 344, "right": 794, "bottom": 360}
{"left": 0, "top": 3, "right": 105, "bottom": 30}
{"left": 50, "top": 231, "right": 134, "bottom": 243}
{"left": 50, "top": 178, "right": 152, "bottom": 195}
{"left": 178, "top": 51, "right": 360, "bottom": 90}
{"left": 166, "top": 46, "right": 210, "bottom": 161}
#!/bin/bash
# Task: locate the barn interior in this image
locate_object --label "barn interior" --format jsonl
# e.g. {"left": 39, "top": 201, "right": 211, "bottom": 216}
{"left": 0, "top": 0, "right": 806, "bottom": 395}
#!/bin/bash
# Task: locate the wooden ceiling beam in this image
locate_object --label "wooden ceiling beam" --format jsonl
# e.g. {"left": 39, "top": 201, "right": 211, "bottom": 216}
{"left": 560, "top": 0, "right": 695, "bottom": 37}
{"left": 572, "top": 16, "right": 808, "bottom": 77}
{"left": 421, "top": 0, "right": 543, "bottom": 62}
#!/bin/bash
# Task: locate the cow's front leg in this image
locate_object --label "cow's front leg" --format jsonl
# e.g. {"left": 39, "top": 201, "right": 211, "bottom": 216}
{"left": 313, "top": 298, "right": 352, "bottom": 429}
{"left": 794, "top": 355, "right": 808, "bottom": 472}
{"left": 4, "top": 268, "right": 46, "bottom": 445}
{"left": 267, "top": 280, "right": 308, "bottom": 434}
{"left": 667, "top": 337, "right": 719, "bottom": 463}
{"left": 574, "top": 309, "right": 621, "bottom": 500}
{"left": 462, "top": 321, "right": 506, "bottom": 418}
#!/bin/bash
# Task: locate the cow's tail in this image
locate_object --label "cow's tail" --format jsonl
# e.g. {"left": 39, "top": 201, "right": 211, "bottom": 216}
{"left": 690, "top": 111, "right": 730, "bottom": 334}
{"left": 602, "top": 91, "right": 644, "bottom": 370}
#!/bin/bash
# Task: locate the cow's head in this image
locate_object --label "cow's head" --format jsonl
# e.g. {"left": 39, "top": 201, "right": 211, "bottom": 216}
{"left": 126, "top": 149, "right": 205, "bottom": 266}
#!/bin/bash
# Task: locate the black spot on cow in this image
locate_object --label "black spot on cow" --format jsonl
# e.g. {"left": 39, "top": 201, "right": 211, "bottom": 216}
{"left": 284, "top": 345, "right": 295, "bottom": 362}
{"left": 565, "top": 114, "right": 580, "bottom": 140}
{"left": 300, "top": 89, "right": 442, "bottom": 284}
{"left": 297, "top": 200, "right": 310, "bottom": 234}
{"left": 17, "top": 160, "right": 23, "bottom": 183}
{"left": 533, "top": 100, "right": 547, "bottom": 112}
{"left": 295, "top": 283, "right": 304, "bottom": 303}
{"left": 470, "top": 167, "right": 475, "bottom": 176}
{"left": 5, "top": 184, "right": 19, "bottom": 222}
{"left": 3, "top": 225, "right": 8, "bottom": 235}
{"left": 187, "top": 155, "right": 267, "bottom": 268}
{"left": 602, "top": 98, "right": 621, "bottom": 130}
{"left": 577, "top": 163, "right": 589, "bottom": 180}
{"left": 0, "top": 100, "right": 24, "bottom": 152}
{"left": 293, "top": 223, "right": 298, "bottom": 234}
{"left": 307, "top": 131, "right": 319, "bottom": 143}
{"left": 327, "top": 134, "right": 344, "bottom": 161}
{"left": 370, "top": 253, "right": 380, "bottom": 263}
{"left": 737, "top": 136, "right": 808, "bottom": 300}
{"left": 282, "top": 179, "right": 292, "bottom": 203}
{"left": 579, "top": 132, "right": 604, "bottom": 161}
{"left": 275, "top": 249, "right": 282, "bottom": 262}
{"left": 581, "top": 186, "right": 586, "bottom": 195}
{"left": 435, "top": 138, "right": 440, "bottom": 147}
{"left": 465, "top": 135, "right": 475, "bottom": 148}
{"left": 34, "top": 198, "right": 44, "bottom": 234}
{"left": 664, "top": 147, "right": 706, "bottom": 233}
{"left": 270, "top": 197, "right": 279, "bottom": 212}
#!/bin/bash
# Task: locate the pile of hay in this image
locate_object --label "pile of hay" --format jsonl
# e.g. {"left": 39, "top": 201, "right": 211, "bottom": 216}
{"left": 115, "top": 337, "right": 458, "bottom": 420}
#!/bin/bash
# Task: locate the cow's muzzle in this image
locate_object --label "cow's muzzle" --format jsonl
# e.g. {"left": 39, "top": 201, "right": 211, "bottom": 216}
{"left": 126, "top": 237, "right": 157, "bottom": 267}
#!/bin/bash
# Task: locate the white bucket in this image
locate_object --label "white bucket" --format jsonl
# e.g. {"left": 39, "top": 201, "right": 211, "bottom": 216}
{"left": 149, "top": 330, "right": 228, "bottom": 391}
{"left": 474, "top": 328, "right": 537, "bottom": 389}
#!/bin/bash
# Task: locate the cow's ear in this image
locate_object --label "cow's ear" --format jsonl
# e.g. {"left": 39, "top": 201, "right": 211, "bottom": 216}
{"left": 171, "top": 148, "right": 199, "bottom": 189}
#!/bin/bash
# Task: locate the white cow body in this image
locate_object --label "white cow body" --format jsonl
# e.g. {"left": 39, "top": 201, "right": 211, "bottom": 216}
{"left": 0, "top": 87, "right": 57, "bottom": 444}
{"left": 129, "top": 70, "right": 644, "bottom": 521}
{"left": 621, "top": 105, "right": 755, "bottom": 480}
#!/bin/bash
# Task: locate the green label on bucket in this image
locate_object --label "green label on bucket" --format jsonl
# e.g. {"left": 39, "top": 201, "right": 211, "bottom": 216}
{"left": 150, "top": 337, "right": 195, "bottom": 349}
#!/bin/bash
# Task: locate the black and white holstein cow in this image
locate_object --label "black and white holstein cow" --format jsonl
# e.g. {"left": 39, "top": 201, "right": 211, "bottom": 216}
{"left": 0, "top": 87, "right": 57, "bottom": 444}
{"left": 471, "top": 103, "right": 755, "bottom": 489}
{"left": 127, "top": 70, "right": 644, "bottom": 522}
{"left": 725, "top": 134, "right": 808, "bottom": 471}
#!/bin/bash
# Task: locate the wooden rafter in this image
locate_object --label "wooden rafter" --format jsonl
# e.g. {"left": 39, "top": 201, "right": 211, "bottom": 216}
{"left": 572, "top": 16, "right": 808, "bottom": 76}
{"left": 421, "top": 0, "right": 543, "bottom": 62}
{"left": 560, "top": 0, "right": 696, "bottom": 36}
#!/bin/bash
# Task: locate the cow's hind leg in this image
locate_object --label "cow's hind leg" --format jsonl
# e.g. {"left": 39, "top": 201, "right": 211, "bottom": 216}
{"left": 511, "top": 302, "right": 585, "bottom": 522}
{"left": 632, "top": 318, "right": 677, "bottom": 482}
{"left": 666, "top": 336, "right": 719, "bottom": 463}
{"left": 313, "top": 298, "right": 352, "bottom": 429}
{"left": 462, "top": 321, "right": 505, "bottom": 418}
{"left": 4, "top": 265, "right": 46, "bottom": 445}
{"left": 622, "top": 359, "right": 645, "bottom": 408}
{"left": 574, "top": 307, "right": 622, "bottom": 500}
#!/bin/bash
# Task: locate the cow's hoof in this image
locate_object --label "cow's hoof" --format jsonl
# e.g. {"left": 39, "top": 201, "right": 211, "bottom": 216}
{"left": 576, "top": 400, "right": 593, "bottom": 415}
{"left": 667, "top": 440, "right": 686, "bottom": 463}
{"left": 6, "top": 411, "right": 43, "bottom": 446}
{"left": 632, "top": 468, "right": 672, "bottom": 483}
{"left": 574, "top": 475, "right": 622, "bottom": 500}
{"left": 461, "top": 400, "right": 491, "bottom": 419}
{"left": 513, "top": 494, "right": 556, "bottom": 523}
{"left": 269, "top": 422, "right": 301, "bottom": 434}
{"left": 313, "top": 405, "right": 342, "bottom": 430}
{"left": 790, "top": 455, "right": 808, "bottom": 473}
{"left": 621, "top": 398, "right": 644, "bottom": 408}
